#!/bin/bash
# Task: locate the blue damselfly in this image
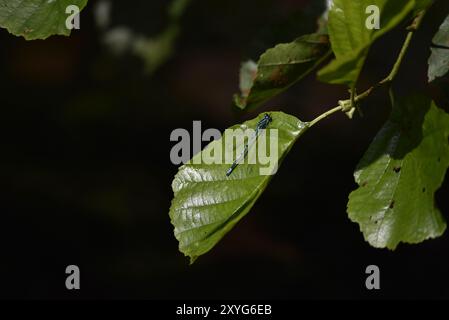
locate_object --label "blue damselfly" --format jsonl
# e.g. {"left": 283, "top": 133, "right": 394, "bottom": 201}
{"left": 226, "top": 113, "right": 272, "bottom": 176}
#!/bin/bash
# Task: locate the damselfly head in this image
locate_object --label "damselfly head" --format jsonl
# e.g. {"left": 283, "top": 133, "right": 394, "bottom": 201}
{"left": 264, "top": 113, "right": 272, "bottom": 122}
{"left": 258, "top": 113, "right": 272, "bottom": 128}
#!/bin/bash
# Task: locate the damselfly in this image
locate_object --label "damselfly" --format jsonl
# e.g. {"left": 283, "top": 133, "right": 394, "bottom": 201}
{"left": 226, "top": 113, "right": 272, "bottom": 176}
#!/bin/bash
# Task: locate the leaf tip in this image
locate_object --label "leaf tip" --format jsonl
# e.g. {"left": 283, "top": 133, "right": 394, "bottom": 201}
{"left": 189, "top": 256, "right": 198, "bottom": 265}
{"left": 233, "top": 94, "right": 247, "bottom": 110}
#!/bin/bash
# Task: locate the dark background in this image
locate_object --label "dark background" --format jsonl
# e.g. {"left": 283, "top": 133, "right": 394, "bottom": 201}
{"left": 1, "top": 0, "right": 449, "bottom": 299}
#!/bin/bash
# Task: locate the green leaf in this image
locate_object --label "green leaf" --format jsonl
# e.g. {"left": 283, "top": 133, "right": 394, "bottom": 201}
{"left": 348, "top": 95, "right": 449, "bottom": 249}
{"left": 169, "top": 112, "right": 308, "bottom": 263}
{"left": 428, "top": 13, "right": 449, "bottom": 82}
{"left": 234, "top": 34, "right": 330, "bottom": 111}
{"left": 318, "top": 0, "right": 415, "bottom": 86}
{"left": 0, "top": 0, "right": 88, "bottom": 40}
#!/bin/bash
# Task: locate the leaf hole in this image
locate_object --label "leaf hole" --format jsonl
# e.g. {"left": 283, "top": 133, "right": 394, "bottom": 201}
{"left": 389, "top": 200, "right": 395, "bottom": 209}
{"left": 393, "top": 166, "right": 401, "bottom": 173}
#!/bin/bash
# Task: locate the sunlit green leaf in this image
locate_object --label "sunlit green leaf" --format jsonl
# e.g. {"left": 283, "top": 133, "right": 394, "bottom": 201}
{"left": 348, "top": 95, "right": 449, "bottom": 249}
{"left": 169, "top": 112, "right": 308, "bottom": 263}
{"left": 234, "top": 34, "right": 330, "bottom": 111}
{"left": 318, "top": 0, "right": 414, "bottom": 86}
{"left": 428, "top": 13, "right": 449, "bottom": 82}
{"left": 0, "top": 0, "right": 88, "bottom": 40}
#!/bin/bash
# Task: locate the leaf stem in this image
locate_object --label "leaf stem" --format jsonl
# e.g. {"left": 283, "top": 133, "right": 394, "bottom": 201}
{"left": 308, "top": 105, "right": 343, "bottom": 128}
{"left": 386, "top": 10, "right": 426, "bottom": 81}
{"left": 306, "top": 10, "right": 427, "bottom": 129}
{"left": 354, "top": 10, "right": 427, "bottom": 103}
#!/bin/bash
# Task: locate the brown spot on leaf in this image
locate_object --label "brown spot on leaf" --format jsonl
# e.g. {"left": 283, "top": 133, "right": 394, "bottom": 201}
{"left": 241, "top": 88, "right": 251, "bottom": 97}
{"left": 318, "top": 35, "right": 329, "bottom": 43}
{"left": 250, "top": 69, "right": 258, "bottom": 80}
{"left": 269, "top": 66, "right": 289, "bottom": 87}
